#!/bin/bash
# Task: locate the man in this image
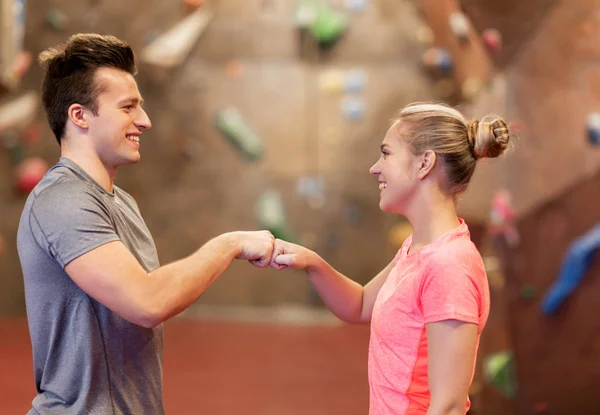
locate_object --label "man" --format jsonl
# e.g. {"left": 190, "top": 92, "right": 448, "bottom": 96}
{"left": 17, "top": 33, "right": 274, "bottom": 414}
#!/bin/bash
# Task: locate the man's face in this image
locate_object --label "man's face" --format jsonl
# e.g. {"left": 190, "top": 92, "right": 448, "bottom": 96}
{"left": 86, "top": 67, "right": 151, "bottom": 169}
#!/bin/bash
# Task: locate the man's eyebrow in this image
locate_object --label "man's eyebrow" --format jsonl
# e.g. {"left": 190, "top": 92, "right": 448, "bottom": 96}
{"left": 118, "top": 97, "right": 144, "bottom": 105}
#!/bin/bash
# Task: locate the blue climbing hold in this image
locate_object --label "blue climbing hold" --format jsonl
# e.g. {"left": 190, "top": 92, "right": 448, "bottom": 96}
{"left": 541, "top": 223, "right": 600, "bottom": 315}
{"left": 346, "top": 0, "right": 368, "bottom": 13}
{"left": 345, "top": 69, "right": 367, "bottom": 93}
{"left": 438, "top": 50, "right": 453, "bottom": 74}
{"left": 341, "top": 97, "right": 365, "bottom": 121}
{"left": 587, "top": 112, "right": 600, "bottom": 145}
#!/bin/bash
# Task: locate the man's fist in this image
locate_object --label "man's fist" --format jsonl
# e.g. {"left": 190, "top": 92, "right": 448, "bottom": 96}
{"left": 233, "top": 230, "right": 275, "bottom": 268}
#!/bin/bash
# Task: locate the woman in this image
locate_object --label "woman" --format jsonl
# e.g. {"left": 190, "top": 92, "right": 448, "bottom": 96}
{"left": 269, "top": 102, "right": 511, "bottom": 414}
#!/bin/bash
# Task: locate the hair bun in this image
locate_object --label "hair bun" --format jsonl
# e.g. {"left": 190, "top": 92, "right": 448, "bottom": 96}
{"left": 468, "top": 116, "right": 510, "bottom": 159}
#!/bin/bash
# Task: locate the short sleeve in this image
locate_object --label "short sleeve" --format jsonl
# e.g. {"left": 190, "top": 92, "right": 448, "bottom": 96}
{"left": 419, "top": 252, "right": 482, "bottom": 325}
{"left": 29, "top": 180, "right": 120, "bottom": 268}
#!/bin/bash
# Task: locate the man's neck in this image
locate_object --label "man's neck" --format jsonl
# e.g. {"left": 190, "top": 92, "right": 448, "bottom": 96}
{"left": 61, "top": 147, "right": 116, "bottom": 193}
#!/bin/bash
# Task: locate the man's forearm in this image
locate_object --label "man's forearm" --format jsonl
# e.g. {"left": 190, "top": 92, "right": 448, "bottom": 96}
{"left": 143, "top": 233, "right": 241, "bottom": 326}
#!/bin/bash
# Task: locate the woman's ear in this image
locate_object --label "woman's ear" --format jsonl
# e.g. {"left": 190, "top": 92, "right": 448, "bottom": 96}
{"left": 417, "top": 150, "right": 437, "bottom": 180}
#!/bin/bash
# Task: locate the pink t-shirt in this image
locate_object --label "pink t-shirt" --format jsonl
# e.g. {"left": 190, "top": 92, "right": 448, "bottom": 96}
{"left": 368, "top": 219, "right": 490, "bottom": 415}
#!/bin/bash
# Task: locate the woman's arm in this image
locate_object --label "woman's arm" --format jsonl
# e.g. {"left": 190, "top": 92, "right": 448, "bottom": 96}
{"left": 270, "top": 239, "right": 395, "bottom": 323}
{"left": 426, "top": 320, "right": 479, "bottom": 415}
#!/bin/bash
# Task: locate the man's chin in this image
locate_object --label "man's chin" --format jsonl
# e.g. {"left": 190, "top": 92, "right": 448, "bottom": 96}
{"left": 115, "top": 154, "right": 141, "bottom": 167}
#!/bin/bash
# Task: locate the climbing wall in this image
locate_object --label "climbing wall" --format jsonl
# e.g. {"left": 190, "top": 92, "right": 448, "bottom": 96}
{"left": 416, "top": 1, "right": 600, "bottom": 413}
{"left": 501, "top": 169, "right": 600, "bottom": 415}
{"left": 461, "top": 0, "right": 600, "bottom": 222}
{"left": 459, "top": 0, "right": 559, "bottom": 67}
{"left": 463, "top": 1, "right": 600, "bottom": 413}
{"left": 0, "top": 0, "right": 449, "bottom": 315}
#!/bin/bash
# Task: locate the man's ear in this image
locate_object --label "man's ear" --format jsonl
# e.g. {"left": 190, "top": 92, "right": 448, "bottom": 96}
{"left": 417, "top": 150, "right": 437, "bottom": 180}
{"left": 67, "top": 104, "right": 89, "bottom": 130}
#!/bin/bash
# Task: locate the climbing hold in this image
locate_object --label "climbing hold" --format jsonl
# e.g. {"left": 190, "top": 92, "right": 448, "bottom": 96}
{"left": 423, "top": 48, "right": 453, "bottom": 75}
{"left": 416, "top": 25, "right": 434, "bottom": 45}
{"left": 520, "top": 284, "right": 537, "bottom": 301}
{"left": 541, "top": 223, "right": 600, "bottom": 316}
{"left": 483, "top": 351, "right": 517, "bottom": 399}
{"left": 489, "top": 189, "right": 520, "bottom": 247}
{"left": 309, "top": 2, "right": 349, "bottom": 47}
{"left": 344, "top": 204, "right": 362, "bottom": 224}
{"left": 341, "top": 97, "right": 365, "bottom": 121}
{"left": 45, "top": 8, "right": 69, "bottom": 31}
{"left": 225, "top": 60, "right": 244, "bottom": 79}
{"left": 214, "top": 107, "right": 265, "bottom": 161}
{"left": 296, "top": 175, "right": 326, "bottom": 209}
{"left": 15, "top": 157, "right": 49, "bottom": 194}
{"left": 320, "top": 69, "right": 345, "bottom": 94}
{"left": 0, "top": 91, "right": 39, "bottom": 134}
{"left": 183, "top": 0, "right": 207, "bottom": 10}
{"left": 389, "top": 221, "right": 412, "bottom": 250}
{"left": 344, "top": 69, "right": 367, "bottom": 93}
{"left": 449, "top": 11, "right": 470, "bottom": 44}
{"left": 256, "top": 190, "right": 297, "bottom": 242}
{"left": 11, "top": 50, "right": 32, "bottom": 81}
{"left": 586, "top": 112, "right": 600, "bottom": 145}
{"left": 22, "top": 121, "right": 43, "bottom": 146}
{"left": 482, "top": 28, "right": 502, "bottom": 52}
{"left": 533, "top": 401, "right": 549, "bottom": 413}
{"left": 346, "top": 0, "right": 368, "bottom": 13}
{"left": 141, "top": 6, "right": 214, "bottom": 69}
{"left": 461, "top": 77, "right": 482, "bottom": 101}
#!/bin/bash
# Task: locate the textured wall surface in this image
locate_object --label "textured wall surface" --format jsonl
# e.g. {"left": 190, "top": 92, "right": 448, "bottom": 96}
{"left": 0, "top": 0, "right": 444, "bottom": 315}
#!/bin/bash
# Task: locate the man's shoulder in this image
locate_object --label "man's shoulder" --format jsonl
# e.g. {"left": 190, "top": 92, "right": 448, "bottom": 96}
{"left": 29, "top": 167, "right": 107, "bottom": 220}
{"left": 33, "top": 164, "right": 87, "bottom": 196}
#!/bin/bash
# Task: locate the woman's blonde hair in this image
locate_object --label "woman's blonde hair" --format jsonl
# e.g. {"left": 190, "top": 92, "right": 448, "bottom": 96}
{"left": 394, "top": 102, "right": 510, "bottom": 194}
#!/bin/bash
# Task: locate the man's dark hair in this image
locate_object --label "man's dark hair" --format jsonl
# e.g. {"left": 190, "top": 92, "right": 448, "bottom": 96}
{"left": 38, "top": 33, "right": 138, "bottom": 144}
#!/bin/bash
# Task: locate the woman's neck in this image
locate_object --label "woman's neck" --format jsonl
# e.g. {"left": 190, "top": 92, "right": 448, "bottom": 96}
{"left": 405, "top": 192, "right": 461, "bottom": 253}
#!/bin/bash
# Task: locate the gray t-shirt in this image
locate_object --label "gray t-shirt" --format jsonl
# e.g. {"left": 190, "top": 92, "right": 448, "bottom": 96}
{"left": 17, "top": 157, "right": 164, "bottom": 415}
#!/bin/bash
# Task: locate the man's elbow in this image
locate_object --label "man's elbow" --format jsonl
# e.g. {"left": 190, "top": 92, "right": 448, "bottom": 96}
{"left": 125, "top": 297, "right": 169, "bottom": 329}
{"left": 136, "top": 310, "right": 164, "bottom": 329}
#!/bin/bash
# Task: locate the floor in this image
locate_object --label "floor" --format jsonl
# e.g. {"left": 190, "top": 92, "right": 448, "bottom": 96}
{"left": 0, "top": 315, "right": 371, "bottom": 414}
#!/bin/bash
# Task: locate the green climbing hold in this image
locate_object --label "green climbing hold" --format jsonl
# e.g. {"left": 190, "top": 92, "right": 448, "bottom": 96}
{"left": 295, "top": 1, "right": 348, "bottom": 46}
{"left": 45, "top": 8, "right": 69, "bottom": 31}
{"left": 484, "top": 351, "right": 517, "bottom": 399}
{"left": 309, "top": 2, "right": 348, "bottom": 46}
{"left": 521, "top": 284, "right": 537, "bottom": 301}
{"left": 256, "top": 190, "right": 297, "bottom": 243}
{"left": 214, "top": 107, "right": 265, "bottom": 161}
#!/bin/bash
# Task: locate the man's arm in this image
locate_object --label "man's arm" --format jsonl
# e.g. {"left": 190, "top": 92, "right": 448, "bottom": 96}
{"left": 65, "top": 231, "right": 273, "bottom": 328}
{"left": 426, "top": 320, "right": 479, "bottom": 415}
